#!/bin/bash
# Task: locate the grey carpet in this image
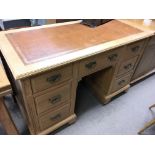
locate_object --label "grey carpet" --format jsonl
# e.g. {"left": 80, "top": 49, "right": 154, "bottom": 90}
{"left": 55, "top": 74, "right": 155, "bottom": 135}
{"left": 1, "top": 74, "right": 155, "bottom": 135}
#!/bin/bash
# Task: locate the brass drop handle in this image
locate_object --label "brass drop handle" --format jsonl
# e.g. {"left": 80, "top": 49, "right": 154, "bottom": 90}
{"left": 118, "top": 80, "right": 125, "bottom": 85}
{"left": 47, "top": 74, "right": 61, "bottom": 83}
{"left": 50, "top": 114, "right": 61, "bottom": 121}
{"left": 49, "top": 95, "right": 61, "bottom": 104}
{"left": 108, "top": 53, "right": 118, "bottom": 61}
{"left": 131, "top": 46, "right": 140, "bottom": 52}
{"left": 124, "top": 63, "right": 132, "bottom": 70}
{"left": 85, "top": 61, "right": 97, "bottom": 69}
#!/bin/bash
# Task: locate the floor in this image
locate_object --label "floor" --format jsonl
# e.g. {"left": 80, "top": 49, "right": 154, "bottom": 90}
{"left": 1, "top": 74, "right": 155, "bottom": 135}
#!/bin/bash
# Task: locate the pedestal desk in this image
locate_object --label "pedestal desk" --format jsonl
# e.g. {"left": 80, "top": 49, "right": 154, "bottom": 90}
{"left": 0, "top": 20, "right": 155, "bottom": 134}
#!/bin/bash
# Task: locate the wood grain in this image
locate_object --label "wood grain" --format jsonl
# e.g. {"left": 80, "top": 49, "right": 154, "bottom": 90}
{"left": 35, "top": 83, "right": 71, "bottom": 115}
{"left": 38, "top": 114, "right": 76, "bottom": 135}
{"left": 117, "top": 56, "right": 138, "bottom": 76}
{"left": 110, "top": 72, "right": 132, "bottom": 93}
{"left": 39, "top": 104, "right": 70, "bottom": 131}
{"left": 0, "top": 65, "right": 11, "bottom": 95}
{"left": 132, "top": 42, "right": 155, "bottom": 80}
{"left": 31, "top": 64, "right": 72, "bottom": 93}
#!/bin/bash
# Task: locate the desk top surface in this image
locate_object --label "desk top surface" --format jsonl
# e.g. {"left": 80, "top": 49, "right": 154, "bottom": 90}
{"left": 6, "top": 20, "right": 141, "bottom": 65}
{"left": 119, "top": 19, "right": 155, "bottom": 32}
{"left": 0, "top": 20, "right": 154, "bottom": 80}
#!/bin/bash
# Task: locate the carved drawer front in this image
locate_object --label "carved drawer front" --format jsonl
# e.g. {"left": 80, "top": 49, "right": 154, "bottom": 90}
{"left": 117, "top": 56, "right": 138, "bottom": 76}
{"left": 39, "top": 104, "right": 70, "bottom": 131}
{"left": 111, "top": 73, "right": 132, "bottom": 93}
{"left": 79, "top": 54, "right": 110, "bottom": 77}
{"left": 125, "top": 39, "right": 145, "bottom": 59}
{"left": 35, "top": 84, "right": 71, "bottom": 115}
{"left": 31, "top": 65, "right": 72, "bottom": 93}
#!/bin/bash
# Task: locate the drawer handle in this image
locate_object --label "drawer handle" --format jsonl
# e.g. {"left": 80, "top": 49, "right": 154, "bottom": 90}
{"left": 85, "top": 61, "right": 97, "bottom": 69}
{"left": 47, "top": 74, "right": 61, "bottom": 83}
{"left": 49, "top": 95, "right": 61, "bottom": 104}
{"left": 50, "top": 114, "right": 61, "bottom": 121}
{"left": 124, "top": 63, "right": 132, "bottom": 70}
{"left": 118, "top": 80, "right": 125, "bottom": 85}
{"left": 131, "top": 46, "right": 140, "bottom": 52}
{"left": 108, "top": 53, "right": 118, "bottom": 61}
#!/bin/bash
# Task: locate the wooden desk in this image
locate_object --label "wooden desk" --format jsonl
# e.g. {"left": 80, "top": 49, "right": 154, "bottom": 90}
{"left": 0, "top": 20, "right": 154, "bottom": 134}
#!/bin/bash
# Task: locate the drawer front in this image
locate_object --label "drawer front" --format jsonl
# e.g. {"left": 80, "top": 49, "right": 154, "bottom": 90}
{"left": 79, "top": 46, "right": 123, "bottom": 77}
{"left": 106, "top": 47, "right": 122, "bottom": 64}
{"left": 117, "top": 56, "right": 138, "bottom": 76}
{"left": 35, "top": 84, "right": 71, "bottom": 115}
{"left": 39, "top": 104, "right": 70, "bottom": 130}
{"left": 31, "top": 65, "right": 72, "bottom": 93}
{"left": 125, "top": 39, "right": 145, "bottom": 59}
{"left": 111, "top": 73, "right": 132, "bottom": 93}
{"left": 79, "top": 55, "right": 109, "bottom": 77}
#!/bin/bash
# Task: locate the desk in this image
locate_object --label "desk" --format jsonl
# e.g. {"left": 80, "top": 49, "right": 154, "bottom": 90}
{"left": 0, "top": 20, "right": 154, "bottom": 134}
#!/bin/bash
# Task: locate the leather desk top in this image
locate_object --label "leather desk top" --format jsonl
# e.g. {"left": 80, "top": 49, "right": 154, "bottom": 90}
{"left": 0, "top": 20, "right": 153, "bottom": 79}
{"left": 6, "top": 20, "right": 141, "bottom": 65}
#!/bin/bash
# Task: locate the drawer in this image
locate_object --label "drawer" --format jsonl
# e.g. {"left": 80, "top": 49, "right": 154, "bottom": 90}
{"left": 35, "top": 84, "right": 71, "bottom": 115}
{"left": 106, "top": 47, "right": 123, "bottom": 63}
{"left": 79, "top": 55, "right": 109, "bottom": 77}
{"left": 39, "top": 104, "right": 70, "bottom": 130}
{"left": 117, "top": 56, "right": 138, "bottom": 76}
{"left": 111, "top": 73, "right": 132, "bottom": 93}
{"left": 31, "top": 65, "right": 72, "bottom": 93}
{"left": 124, "top": 39, "right": 145, "bottom": 59}
{"left": 79, "top": 46, "right": 123, "bottom": 77}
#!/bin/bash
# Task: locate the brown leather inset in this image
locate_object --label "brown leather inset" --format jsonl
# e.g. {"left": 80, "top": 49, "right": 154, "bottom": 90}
{"left": 6, "top": 20, "right": 142, "bottom": 65}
